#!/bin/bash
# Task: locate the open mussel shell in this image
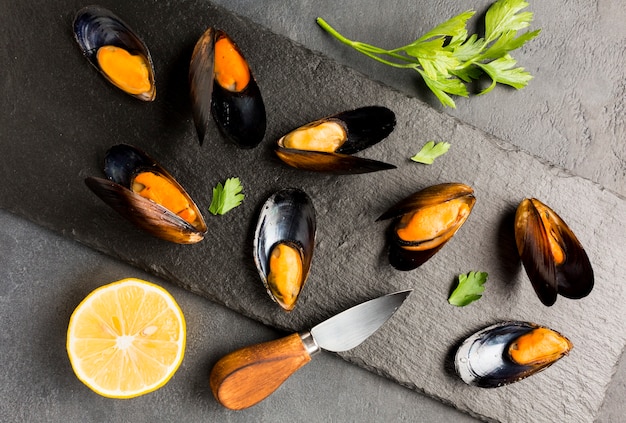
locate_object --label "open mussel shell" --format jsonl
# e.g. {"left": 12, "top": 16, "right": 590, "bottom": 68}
{"left": 189, "top": 28, "right": 266, "bottom": 148}
{"left": 275, "top": 106, "right": 397, "bottom": 174}
{"left": 377, "top": 183, "right": 475, "bottom": 270}
{"left": 253, "top": 188, "right": 316, "bottom": 311}
{"left": 455, "top": 321, "right": 572, "bottom": 388}
{"left": 514, "top": 198, "right": 594, "bottom": 306}
{"left": 73, "top": 5, "right": 156, "bottom": 101}
{"left": 85, "top": 144, "right": 207, "bottom": 244}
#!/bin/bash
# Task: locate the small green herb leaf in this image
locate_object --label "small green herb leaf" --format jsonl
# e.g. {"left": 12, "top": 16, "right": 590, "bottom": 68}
{"left": 208, "top": 177, "right": 244, "bottom": 215}
{"left": 415, "top": 10, "right": 474, "bottom": 43}
{"left": 448, "top": 271, "right": 488, "bottom": 307}
{"left": 484, "top": 0, "right": 533, "bottom": 42}
{"left": 476, "top": 54, "right": 533, "bottom": 95}
{"left": 411, "top": 141, "right": 451, "bottom": 164}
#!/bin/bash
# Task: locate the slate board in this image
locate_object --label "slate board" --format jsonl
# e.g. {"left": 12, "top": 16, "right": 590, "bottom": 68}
{"left": 2, "top": 1, "right": 625, "bottom": 421}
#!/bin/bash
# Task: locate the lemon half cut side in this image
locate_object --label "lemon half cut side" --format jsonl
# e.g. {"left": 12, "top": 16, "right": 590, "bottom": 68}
{"left": 66, "top": 278, "right": 186, "bottom": 399}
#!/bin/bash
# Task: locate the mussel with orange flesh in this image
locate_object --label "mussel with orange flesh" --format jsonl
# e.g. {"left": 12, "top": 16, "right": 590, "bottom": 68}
{"left": 377, "top": 183, "right": 475, "bottom": 271}
{"left": 73, "top": 6, "right": 156, "bottom": 101}
{"left": 275, "top": 106, "right": 397, "bottom": 174}
{"left": 455, "top": 321, "right": 572, "bottom": 388}
{"left": 85, "top": 144, "right": 207, "bottom": 244}
{"left": 514, "top": 198, "right": 594, "bottom": 306}
{"left": 253, "top": 189, "right": 316, "bottom": 311}
{"left": 189, "top": 28, "right": 266, "bottom": 148}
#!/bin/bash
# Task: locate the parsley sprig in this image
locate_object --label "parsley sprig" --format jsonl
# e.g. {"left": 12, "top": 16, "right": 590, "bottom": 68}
{"left": 411, "top": 141, "right": 450, "bottom": 164}
{"left": 317, "top": 0, "right": 540, "bottom": 108}
{"left": 208, "top": 177, "right": 245, "bottom": 215}
{"left": 448, "top": 271, "right": 488, "bottom": 307}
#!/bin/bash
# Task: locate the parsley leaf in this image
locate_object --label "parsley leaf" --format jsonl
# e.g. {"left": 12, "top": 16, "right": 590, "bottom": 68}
{"left": 448, "top": 271, "right": 488, "bottom": 307}
{"left": 416, "top": 10, "right": 474, "bottom": 43}
{"left": 208, "top": 177, "right": 244, "bottom": 215}
{"left": 484, "top": 0, "right": 533, "bottom": 41}
{"left": 476, "top": 54, "right": 533, "bottom": 94}
{"left": 411, "top": 141, "right": 450, "bottom": 164}
{"left": 317, "top": 0, "right": 540, "bottom": 108}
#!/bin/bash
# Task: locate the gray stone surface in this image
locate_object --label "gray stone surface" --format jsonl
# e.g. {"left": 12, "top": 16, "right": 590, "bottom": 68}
{"left": 1, "top": 0, "right": 625, "bottom": 422}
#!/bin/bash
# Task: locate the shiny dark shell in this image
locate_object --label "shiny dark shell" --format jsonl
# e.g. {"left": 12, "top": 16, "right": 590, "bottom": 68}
{"left": 454, "top": 321, "right": 572, "bottom": 388}
{"left": 275, "top": 106, "right": 396, "bottom": 174}
{"left": 189, "top": 28, "right": 266, "bottom": 148}
{"left": 253, "top": 188, "right": 316, "bottom": 310}
{"left": 85, "top": 144, "right": 207, "bottom": 244}
{"left": 377, "top": 183, "right": 475, "bottom": 271}
{"left": 73, "top": 5, "right": 156, "bottom": 101}
{"left": 514, "top": 198, "right": 594, "bottom": 306}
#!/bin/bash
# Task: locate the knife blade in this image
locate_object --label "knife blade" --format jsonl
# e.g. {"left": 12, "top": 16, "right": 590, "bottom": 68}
{"left": 209, "top": 289, "right": 412, "bottom": 410}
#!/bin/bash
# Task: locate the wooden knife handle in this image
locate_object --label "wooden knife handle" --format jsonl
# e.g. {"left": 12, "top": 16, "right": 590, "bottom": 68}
{"left": 209, "top": 332, "right": 314, "bottom": 410}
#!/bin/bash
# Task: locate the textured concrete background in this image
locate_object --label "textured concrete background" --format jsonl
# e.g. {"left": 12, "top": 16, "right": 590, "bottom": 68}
{"left": 1, "top": 0, "right": 625, "bottom": 422}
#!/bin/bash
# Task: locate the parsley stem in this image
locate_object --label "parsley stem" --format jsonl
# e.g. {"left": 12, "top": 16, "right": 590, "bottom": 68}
{"left": 316, "top": 18, "right": 417, "bottom": 69}
{"left": 315, "top": 17, "right": 352, "bottom": 47}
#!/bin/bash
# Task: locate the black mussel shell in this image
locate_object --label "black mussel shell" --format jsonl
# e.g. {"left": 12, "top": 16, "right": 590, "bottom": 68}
{"left": 377, "top": 183, "right": 475, "bottom": 270}
{"left": 103, "top": 143, "right": 156, "bottom": 186}
{"left": 514, "top": 198, "right": 594, "bottom": 306}
{"left": 189, "top": 28, "right": 215, "bottom": 145}
{"left": 384, "top": 241, "right": 439, "bottom": 272}
{"left": 275, "top": 106, "right": 396, "bottom": 174}
{"left": 85, "top": 144, "right": 207, "bottom": 244}
{"left": 253, "top": 188, "right": 316, "bottom": 311}
{"left": 331, "top": 106, "right": 396, "bottom": 155}
{"left": 455, "top": 321, "right": 572, "bottom": 388}
{"left": 275, "top": 149, "right": 396, "bottom": 175}
{"left": 73, "top": 5, "right": 156, "bottom": 101}
{"left": 189, "top": 28, "right": 266, "bottom": 148}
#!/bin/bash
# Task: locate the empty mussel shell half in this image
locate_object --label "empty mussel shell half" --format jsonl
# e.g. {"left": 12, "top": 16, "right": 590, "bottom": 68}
{"left": 73, "top": 5, "right": 156, "bottom": 101}
{"left": 377, "top": 183, "right": 475, "bottom": 270}
{"left": 455, "top": 321, "right": 572, "bottom": 388}
{"left": 85, "top": 144, "right": 207, "bottom": 244}
{"left": 514, "top": 198, "right": 594, "bottom": 306}
{"left": 189, "top": 27, "right": 266, "bottom": 148}
{"left": 275, "top": 106, "right": 397, "bottom": 174}
{"left": 253, "top": 188, "right": 316, "bottom": 311}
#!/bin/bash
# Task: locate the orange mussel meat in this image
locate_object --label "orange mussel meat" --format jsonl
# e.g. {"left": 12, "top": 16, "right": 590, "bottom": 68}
{"left": 377, "top": 183, "right": 475, "bottom": 270}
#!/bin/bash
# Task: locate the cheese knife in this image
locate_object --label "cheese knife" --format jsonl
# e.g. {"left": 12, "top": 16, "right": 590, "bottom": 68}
{"left": 209, "top": 289, "right": 412, "bottom": 409}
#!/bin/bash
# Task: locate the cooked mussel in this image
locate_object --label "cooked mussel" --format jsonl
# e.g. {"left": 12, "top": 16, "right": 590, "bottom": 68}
{"left": 455, "top": 321, "right": 572, "bottom": 388}
{"left": 514, "top": 198, "right": 594, "bottom": 306}
{"left": 73, "top": 5, "right": 156, "bottom": 101}
{"left": 377, "top": 183, "right": 475, "bottom": 271}
{"left": 275, "top": 106, "right": 397, "bottom": 174}
{"left": 253, "top": 189, "right": 316, "bottom": 311}
{"left": 85, "top": 144, "right": 207, "bottom": 244}
{"left": 189, "top": 28, "right": 266, "bottom": 148}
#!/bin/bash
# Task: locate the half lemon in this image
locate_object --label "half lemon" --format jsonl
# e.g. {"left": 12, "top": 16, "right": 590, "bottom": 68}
{"left": 67, "top": 278, "right": 186, "bottom": 398}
